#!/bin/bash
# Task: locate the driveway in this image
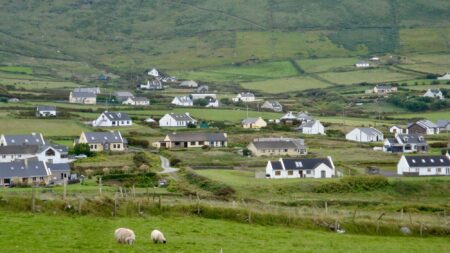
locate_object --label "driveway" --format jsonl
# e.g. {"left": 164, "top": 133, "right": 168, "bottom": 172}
{"left": 160, "top": 156, "right": 179, "bottom": 174}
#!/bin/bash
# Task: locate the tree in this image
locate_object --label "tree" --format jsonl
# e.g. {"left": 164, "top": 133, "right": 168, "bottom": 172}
{"left": 193, "top": 98, "right": 208, "bottom": 107}
{"left": 73, "top": 143, "right": 92, "bottom": 156}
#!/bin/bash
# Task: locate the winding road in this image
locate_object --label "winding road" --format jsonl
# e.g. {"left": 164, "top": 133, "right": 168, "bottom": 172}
{"left": 159, "top": 156, "right": 179, "bottom": 174}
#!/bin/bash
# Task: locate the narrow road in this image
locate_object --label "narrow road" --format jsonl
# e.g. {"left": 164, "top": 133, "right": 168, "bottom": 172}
{"left": 160, "top": 156, "right": 179, "bottom": 174}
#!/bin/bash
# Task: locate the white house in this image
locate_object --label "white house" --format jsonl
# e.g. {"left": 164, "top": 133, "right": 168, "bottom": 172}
{"left": 171, "top": 96, "right": 193, "bottom": 107}
{"left": 0, "top": 144, "right": 69, "bottom": 164}
{"left": 92, "top": 111, "right": 132, "bottom": 127}
{"left": 232, "top": 92, "right": 255, "bottom": 102}
{"left": 191, "top": 94, "right": 217, "bottom": 100}
{"left": 261, "top": 101, "right": 283, "bottom": 112}
{"left": 296, "top": 120, "right": 325, "bottom": 135}
{"left": 148, "top": 68, "right": 160, "bottom": 77}
{"left": 355, "top": 61, "right": 370, "bottom": 68}
{"left": 140, "top": 79, "right": 163, "bottom": 90}
{"left": 69, "top": 91, "right": 96, "bottom": 104}
{"left": 159, "top": 113, "right": 197, "bottom": 128}
{"left": 114, "top": 91, "right": 134, "bottom": 102}
{"left": 346, "top": 127, "right": 384, "bottom": 142}
{"left": 383, "top": 134, "right": 428, "bottom": 153}
{"left": 36, "top": 106, "right": 56, "bottom": 117}
{"left": 389, "top": 125, "right": 404, "bottom": 134}
{"left": 397, "top": 154, "right": 450, "bottom": 176}
{"left": 205, "top": 98, "right": 219, "bottom": 108}
{"left": 266, "top": 157, "right": 335, "bottom": 179}
{"left": 179, "top": 80, "right": 198, "bottom": 88}
{"left": 122, "top": 97, "right": 150, "bottom": 106}
{"left": 423, "top": 89, "right": 444, "bottom": 100}
{"left": 437, "top": 73, "right": 450, "bottom": 80}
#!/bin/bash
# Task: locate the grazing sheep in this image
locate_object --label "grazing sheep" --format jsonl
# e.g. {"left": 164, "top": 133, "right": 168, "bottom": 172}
{"left": 114, "top": 228, "right": 136, "bottom": 245}
{"left": 150, "top": 229, "right": 166, "bottom": 244}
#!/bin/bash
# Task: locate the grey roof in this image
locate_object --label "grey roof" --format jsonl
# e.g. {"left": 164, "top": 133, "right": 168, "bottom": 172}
{"left": 282, "top": 158, "right": 333, "bottom": 170}
{"left": 239, "top": 92, "right": 255, "bottom": 97}
{"left": 358, "top": 127, "right": 383, "bottom": 136}
{"left": 74, "top": 87, "right": 100, "bottom": 94}
{"left": 262, "top": 101, "right": 282, "bottom": 109}
{"left": 375, "top": 85, "right": 393, "bottom": 90}
{"left": 39, "top": 144, "right": 69, "bottom": 154}
{"left": 83, "top": 131, "right": 125, "bottom": 144}
{"left": 0, "top": 159, "right": 50, "bottom": 178}
{"left": 436, "top": 120, "right": 450, "bottom": 128}
{"left": 280, "top": 112, "right": 298, "bottom": 120}
{"left": 115, "top": 91, "right": 134, "bottom": 98}
{"left": 102, "top": 111, "right": 131, "bottom": 121}
{"left": 36, "top": 106, "right": 56, "bottom": 112}
{"left": 167, "top": 132, "right": 227, "bottom": 142}
{"left": 300, "top": 120, "right": 318, "bottom": 128}
{"left": 297, "top": 112, "right": 312, "bottom": 121}
{"left": 3, "top": 133, "right": 45, "bottom": 146}
{"left": 72, "top": 91, "right": 96, "bottom": 98}
{"left": 173, "top": 96, "right": 193, "bottom": 104}
{"left": 196, "top": 85, "right": 209, "bottom": 93}
{"left": 270, "top": 161, "right": 283, "bottom": 170}
{"left": 396, "top": 134, "right": 427, "bottom": 145}
{"left": 241, "top": 118, "right": 260, "bottom": 125}
{"left": 47, "top": 163, "right": 71, "bottom": 172}
{"left": 167, "top": 113, "right": 195, "bottom": 122}
{"left": 404, "top": 155, "right": 450, "bottom": 168}
{"left": 252, "top": 138, "right": 305, "bottom": 150}
{"left": 0, "top": 145, "right": 39, "bottom": 155}
{"left": 133, "top": 97, "right": 149, "bottom": 102}
{"left": 411, "top": 120, "right": 438, "bottom": 129}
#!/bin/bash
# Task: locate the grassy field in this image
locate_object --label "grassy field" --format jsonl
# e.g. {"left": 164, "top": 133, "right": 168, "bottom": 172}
{"left": 318, "top": 69, "right": 418, "bottom": 85}
{"left": 241, "top": 76, "right": 331, "bottom": 93}
{"left": 399, "top": 28, "right": 450, "bottom": 54}
{"left": 393, "top": 111, "right": 450, "bottom": 121}
{"left": 1, "top": 211, "right": 448, "bottom": 253}
{"left": 0, "top": 66, "right": 33, "bottom": 74}
{"left": 0, "top": 119, "right": 90, "bottom": 136}
{"left": 297, "top": 57, "right": 359, "bottom": 73}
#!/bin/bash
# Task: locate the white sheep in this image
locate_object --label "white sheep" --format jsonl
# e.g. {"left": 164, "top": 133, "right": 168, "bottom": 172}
{"left": 114, "top": 228, "right": 136, "bottom": 245}
{"left": 150, "top": 229, "right": 166, "bottom": 244}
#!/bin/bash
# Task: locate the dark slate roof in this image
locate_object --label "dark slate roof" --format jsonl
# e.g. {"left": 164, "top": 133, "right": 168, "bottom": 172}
{"left": 300, "top": 120, "right": 318, "bottom": 128}
{"left": 3, "top": 133, "right": 45, "bottom": 146}
{"left": 102, "top": 111, "right": 131, "bottom": 121}
{"left": 241, "top": 118, "right": 260, "bottom": 125}
{"left": 47, "top": 163, "right": 71, "bottom": 172}
{"left": 115, "top": 91, "right": 134, "bottom": 98}
{"left": 71, "top": 91, "right": 96, "bottom": 98}
{"left": 282, "top": 158, "right": 333, "bottom": 170}
{"left": 358, "top": 127, "right": 383, "bottom": 136}
{"left": 252, "top": 138, "right": 305, "bottom": 150}
{"left": 414, "top": 120, "right": 438, "bottom": 129}
{"left": 239, "top": 92, "right": 255, "bottom": 97}
{"left": 167, "top": 132, "right": 227, "bottom": 142}
{"left": 38, "top": 144, "right": 69, "bottom": 154}
{"left": 167, "top": 113, "right": 195, "bottom": 122}
{"left": 83, "top": 131, "right": 124, "bottom": 144}
{"left": 404, "top": 155, "right": 450, "bottom": 167}
{"left": 396, "top": 134, "right": 427, "bottom": 145}
{"left": 0, "top": 159, "right": 50, "bottom": 178}
{"left": 133, "top": 97, "right": 149, "bottom": 102}
{"left": 36, "top": 106, "right": 56, "bottom": 112}
{"left": 375, "top": 85, "right": 393, "bottom": 90}
{"left": 74, "top": 87, "right": 100, "bottom": 94}
{"left": 270, "top": 161, "right": 283, "bottom": 170}
{"left": 0, "top": 145, "right": 39, "bottom": 155}
{"left": 436, "top": 120, "right": 450, "bottom": 128}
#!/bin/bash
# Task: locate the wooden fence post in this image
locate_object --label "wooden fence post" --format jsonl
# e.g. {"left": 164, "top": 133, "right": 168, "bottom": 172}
{"left": 196, "top": 193, "right": 200, "bottom": 215}
{"left": 325, "top": 201, "right": 328, "bottom": 215}
{"left": 31, "top": 187, "right": 36, "bottom": 212}
{"left": 114, "top": 194, "right": 118, "bottom": 216}
{"left": 158, "top": 195, "right": 162, "bottom": 211}
{"left": 99, "top": 177, "right": 102, "bottom": 196}
{"left": 376, "top": 213, "right": 385, "bottom": 235}
{"left": 63, "top": 178, "right": 67, "bottom": 201}
{"left": 78, "top": 198, "right": 82, "bottom": 215}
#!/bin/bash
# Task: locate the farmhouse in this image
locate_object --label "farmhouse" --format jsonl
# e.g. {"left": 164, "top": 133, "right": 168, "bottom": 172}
{"left": 171, "top": 96, "right": 193, "bottom": 107}
{"left": 76, "top": 131, "right": 127, "bottom": 152}
{"left": 397, "top": 154, "right": 450, "bottom": 176}
{"left": 232, "top": 92, "right": 255, "bottom": 102}
{"left": 140, "top": 79, "right": 163, "bottom": 90}
{"left": 36, "top": 106, "right": 56, "bottom": 117}
{"left": 261, "top": 100, "right": 283, "bottom": 112}
{"left": 437, "top": 73, "right": 450, "bottom": 80}
{"left": 159, "top": 113, "right": 197, "bottom": 128}
{"left": 346, "top": 127, "right": 384, "bottom": 142}
{"left": 92, "top": 111, "right": 132, "bottom": 127}
{"left": 389, "top": 125, "right": 404, "bottom": 134}
{"left": 265, "top": 157, "right": 335, "bottom": 179}
{"left": 179, "top": 80, "right": 198, "bottom": 88}
{"left": 0, "top": 133, "right": 45, "bottom": 146}
{"left": 247, "top": 137, "right": 307, "bottom": 157}
{"left": 154, "top": 132, "right": 227, "bottom": 149}
{"left": 407, "top": 120, "right": 439, "bottom": 135}
{"left": 355, "top": 61, "right": 370, "bottom": 68}
{"left": 114, "top": 91, "right": 134, "bottom": 102}
{"left": 279, "top": 111, "right": 311, "bottom": 125}
{"left": 122, "top": 97, "right": 150, "bottom": 106}
{"left": 423, "top": 89, "right": 444, "bottom": 100}
{"left": 373, "top": 85, "right": 397, "bottom": 95}
{"left": 196, "top": 85, "right": 209, "bottom": 94}
{"left": 296, "top": 120, "right": 325, "bottom": 135}
{"left": 241, "top": 117, "right": 267, "bottom": 129}
{"left": 0, "top": 158, "right": 51, "bottom": 187}
{"left": 436, "top": 120, "right": 450, "bottom": 131}
{"left": 69, "top": 91, "right": 96, "bottom": 104}
{"left": 383, "top": 134, "right": 428, "bottom": 153}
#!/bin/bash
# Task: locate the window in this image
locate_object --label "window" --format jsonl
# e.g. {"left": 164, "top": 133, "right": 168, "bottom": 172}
{"left": 284, "top": 149, "right": 288, "bottom": 152}
{"left": 427, "top": 168, "right": 431, "bottom": 172}
{"left": 274, "top": 171, "right": 281, "bottom": 176}
{"left": 199, "top": 141, "right": 204, "bottom": 145}
{"left": 190, "top": 141, "right": 196, "bottom": 146}
{"left": 32, "top": 177, "right": 37, "bottom": 182}
{"left": 45, "top": 149, "right": 55, "bottom": 157}
{"left": 437, "top": 168, "right": 442, "bottom": 173}
{"left": 117, "top": 144, "right": 121, "bottom": 149}
{"left": 2, "top": 155, "right": 5, "bottom": 158}
{"left": 430, "top": 159, "right": 434, "bottom": 163}
{"left": 306, "top": 170, "right": 312, "bottom": 175}
{"left": 295, "top": 161, "right": 303, "bottom": 167}
{"left": 287, "top": 171, "right": 293, "bottom": 176}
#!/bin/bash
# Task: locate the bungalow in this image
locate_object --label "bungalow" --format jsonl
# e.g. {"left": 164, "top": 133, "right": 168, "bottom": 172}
{"left": 436, "top": 120, "right": 450, "bottom": 132}
{"left": 196, "top": 85, "right": 209, "bottom": 94}
{"left": 92, "top": 111, "right": 132, "bottom": 127}
{"left": 114, "top": 91, "right": 134, "bottom": 102}
{"left": 179, "top": 80, "right": 198, "bottom": 88}
{"left": 0, "top": 158, "right": 52, "bottom": 187}
{"left": 346, "top": 127, "right": 384, "bottom": 142}
{"left": 159, "top": 113, "right": 197, "bottom": 128}
{"left": 397, "top": 154, "right": 450, "bottom": 176}
{"left": 279, "top": 112, "right": 301, "bottom": 125}
{"left": 261, "top": 101, "right": 283, "bottom": 112}
{"left": 437, "top": 73, "right": 450, "bottom": 80}
{"left": 76, "top": 131, "right": 127, "bottom": 152}
{"left": 74, "top": 87, "right": 101, "bottom": 94}
{"left": 69, "top": 91, "right": 96, "bottom": 104}
{"left": 171, "top": 96, "right": 193, "bottom": 107}
{"left": 389, "top": 125, "right": 404, "bottom": 134}
{"left": 154, "top": 132, "right": 227, "bottom": 149}
{"left": 0, "top": 133, "right": 45, "bottom": 146}
{"left": 122, "top": 97, "right": 150, "bottom": 106}
{"left": 265, "top": 157, "right": 335, "bottom": 179}
{"left": 36, "top": 106, "right": 56, "bottom": 117}
{"left": 423, "top": 89, "right": 444, "bottom": 100}
{"left": 383, "top": 134, "right": 428, "bottom": 153}
{"left": 407, "top": 120, "right": 439, "bottom": 135}
{"left": 241, "top": 117, "right": 267, "bottom": 129}
{"left": 355, "top": 61, "right": 370, "bottom": 68}
{"left": 247, "top": 137, "right": 307, "bottom": 157}
{"left": 232, "top": 92, "right": 255, "bottom": 102}
{"left": 140, "top": 79, "right": 163, "bottom": 90}
{"left": 373, "top": 85, "right": 397, "bottom": 95}
{"left": 296, "top": 120, "right": 325, "bottom": 135}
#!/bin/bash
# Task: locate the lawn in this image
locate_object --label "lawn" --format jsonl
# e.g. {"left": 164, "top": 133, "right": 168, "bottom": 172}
{"left": 241, "top": 76, "right": 331, "bottom": 93}
{"left": 318, "top": 68, "right": 417, "bottom": 85}
{"left": 0, "top": 211, "right": 448, "bottom": 253}
{"left": 393, "top": 111, "right": 450, "bottom": 121}
{"left": 297, "top": 57, "right": 359, "bottom": 73}
{"left": 400, "top": 28, "right": 450, "bottom": 54}
{"left": 0, "top": 65, "right": 33, "bottom": 74}
{"left": 0, "top": 119, "right": 90, "bottom": 136}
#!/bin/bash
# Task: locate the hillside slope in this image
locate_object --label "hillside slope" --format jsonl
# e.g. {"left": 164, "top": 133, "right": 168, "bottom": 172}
{"left": 0, "top": 0, "right": 449, "bottom": 74}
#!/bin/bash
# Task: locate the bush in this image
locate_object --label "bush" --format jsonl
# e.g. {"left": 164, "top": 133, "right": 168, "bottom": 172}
{"left": 72, "top": 143, "right": 93, "bottom": 157}
{"left": 242, "top": 148, "right": 252, "bottom": 156}
{"left": 313, "top": 175, "right": 389, "bottom": 193}
{"left": 325, "top": 129, "right": 345, "bottom": 138}
{"left": 133, "top": 152, "right": 151, "bottom": 167}
{"left": 127, "top": 137, "right": 149, "bottom": 148}
{"left": 101, "top": 172, "right": 158, "bottom": 187}
{"left": 429, "top": 142, "right": 448, "bottom": 148}
{"left": 170, "top": 158, "right": 181, "bottom": 166}
{"left": 184, "top": 171, "right": 235, "bottom": 198}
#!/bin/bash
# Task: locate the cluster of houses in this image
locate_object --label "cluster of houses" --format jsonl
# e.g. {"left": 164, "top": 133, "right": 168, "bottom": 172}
{"left": 278, "top": 111, "right": 325, "bottom": 135}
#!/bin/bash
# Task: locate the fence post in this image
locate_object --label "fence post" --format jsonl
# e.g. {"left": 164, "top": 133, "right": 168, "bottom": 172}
{"left": 63, "top": 178, "right": 67, "bottom": 201}
{"left": 99, "top": 177, "right": 102, "bottom": 196}
{"left": 196, "top": 192, "right": 200, "bottom": 216}
{"left": 324, "top": 201, "right": 328, "bottom": 215}
{"left": 138, "top": 201, "right": 141, "bottom": 216}
{"left": 158, "top": 195, "right": 162, "bottom": 211}
{"left": 31, "top": 187, "right": 36, "bottom": 212}
{"left": 376, "top": 213, "right": 385, "bottom": 235}
{"left": 78, "top": 197, "right": 82, "bottom": 215}
{"left": 114, "top": 194, "right": 118, "bottom": 216}
{"left": 132, "top": 185, "right": 136, "bottom": 199}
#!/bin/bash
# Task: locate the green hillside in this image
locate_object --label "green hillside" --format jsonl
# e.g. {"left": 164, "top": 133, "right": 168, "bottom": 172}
{"left": 0, "top": 0, "right": 449, "bottom": 77}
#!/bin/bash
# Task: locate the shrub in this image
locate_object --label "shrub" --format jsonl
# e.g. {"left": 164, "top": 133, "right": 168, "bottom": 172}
{"left": 72, "top": 143, "right": 93, "bottom": 156}
{"left": 170, "top": 158, "right": 181, "bottom": 166}
{"left": 429, "top": 142, "right": 447, "bottom": 148}
{"left": 184, "top": 171, "right": 235, "bottom": 198}
{"left": 133, "top": 152, "right": 151, "bottom": 167}
{"left": 313, "top": 175, "right": 389, "bottom": 193}
{"left": 127, "top": 137, "right": 149, "bottom": 148}
{"left": 101, "top": 172, "right": 158, "bottom": 187}
{"left": 325, "top": 129, "right": 345, "bottom": 138}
